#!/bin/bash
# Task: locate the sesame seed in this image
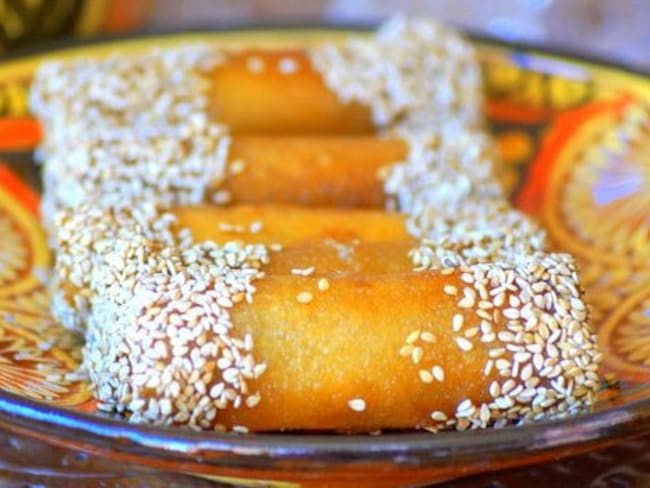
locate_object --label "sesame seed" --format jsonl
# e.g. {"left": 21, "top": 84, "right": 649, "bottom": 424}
{"left": 489, "top": 347, "right": 506, "bottom": 358}
{"left": 498, "top": 331, "right": 515, "bottom": 343}
{"left": 458, "top": 288, "right": 476, "bottom": 308}
{"left": 503, "top": 308, "right": 521, "bottom": 320}
{"left": 431, "top": 411, "right": 447, "bottom": 421}
{"left": 484, "top": 359, "right": 494, "bottom": 376}
{"left": 480, "top": 320, "right": 493, "bottom": 334}
{"left": 493, "top": 292, "right": 506, "bottom": 307}
{"left": 514, "top": 352, "right": 532, "bottom": 363}
{"left": 476, "top": 309, "right": 492, "bottom": 321}
{"left": 246, "top": 56, "right": 265, "bottom": 73}
{"left": 464, "top": 326, "right": 479, "bottom": 338}
{"left": 520, "top": 363, "right": 533, "bottom": 382}
{"left": 570, "top": 297, "right": 585, "bottom": 311}
{"left": 458, "top": 296, "right": 474, "bottom": 308}
{"left": 317, "top": 277, "right": 330, "bottom": 291}
{"left": 348, "top": 398, "right": 366, "bottom": 412}
{"left": 478, "top": 300, "right": 493, "bottom": 310}
{"left": 502, "top": 379, "right": 516, "bottom": 395}
{"left": 452, "top": 313, "right": 464, "bottom": 332}
{"left": 277, "top": 57, "right": 299, "bottom": 74}
{"left": 432, "top": 365, "right": 445, "bottom": 382}
{"left": 249, "top": 220, "right": 263, "bottom": 233}
{"left": 480, "top": 332, "right": 496, "bottom": 343}
{"left": 444, "top": 285, "right": 458, "bottom": 296}
{"left": 420, "top": 331, "right": 437, "bottom": 343}
{"left": 457, "top": 399, "right": 472, "bottom": 412}
{"left": 296, "top": 291, "right": 313, "bottom": 304}
{"left": 455, "top": 337, "right": 473, "bottom": 352}
{"left": 245, "top": 393, "right": 261, "bottom": 408}
{"left": 213, "top": 189, "right": 232, "bottom": 205}
{"left": 291, "top": 266, "right": 315, "bottom": 276}
{"left": 411, "top": 346, "right": 424, "bottom": 364}
{"left": 406, "top": 330, "right": 421, "bottom": 344}
{"left": 479, "top": 403, "right": 490, "bottom": 423}
{"left": 461, "top": 273, "right": 473, "bottom": 284}
{"left": 399, "top": 344, "right": 414, "bottom": 358}
{"left": 399, "top": 344, "right": 414, "bottom": 357}
{"left": 419, "top": 369, "right": 434, "bottom": 383}
{"left": 495, "top": 358, "right": 510, "bottom": 371}
{"left": 229, "top": 159, "right": 245, "bottom": 175}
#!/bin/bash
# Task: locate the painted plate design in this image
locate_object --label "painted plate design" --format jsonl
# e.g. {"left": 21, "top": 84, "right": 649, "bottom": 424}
{"left": 0, "top": 29, "right": 648, "bottom": 486}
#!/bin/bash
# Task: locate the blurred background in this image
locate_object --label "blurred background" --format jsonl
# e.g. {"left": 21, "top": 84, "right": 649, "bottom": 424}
{"left": 0, "top": 0, "right": 649, "bottom": 70}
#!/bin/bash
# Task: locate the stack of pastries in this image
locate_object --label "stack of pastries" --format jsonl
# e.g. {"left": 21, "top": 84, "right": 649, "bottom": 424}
{"left": 30, "top": 16, "right": 601, "bottom": 433}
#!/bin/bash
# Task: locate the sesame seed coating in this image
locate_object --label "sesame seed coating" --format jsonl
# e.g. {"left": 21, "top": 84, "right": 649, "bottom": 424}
{"left": 312, "top": 16, "right": 482, "bottom": 128}
{"left": 316, "top": 17, "right": 599, "bottom": 431}
{"left": 316, "top": 17, "right": 600, "bottom": 431}
{"left": 31, "top": 16, "right": 602, "bottom": 434}
{"left": 437, "top": 254, "right": 599, "bottom": 431}
{"left": 30, "top": 45, "right": 230, "bottom": 227}
{"left": 313, "top": 17, "right": 544, "bottom": 270}
{"left": 74, "top": 204, "right": 270, "bottom": 429}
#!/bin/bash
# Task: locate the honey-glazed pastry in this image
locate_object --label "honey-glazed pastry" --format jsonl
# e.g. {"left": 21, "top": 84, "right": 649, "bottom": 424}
{"left": 30, "top": 16, "right": 601, "bottom": 433}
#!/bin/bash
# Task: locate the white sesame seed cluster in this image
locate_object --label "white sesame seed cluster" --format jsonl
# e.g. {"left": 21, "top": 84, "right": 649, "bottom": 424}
{"left": 54, "top": 202, "right": 269, "bottom": 429}
{"left": 311, "top": 15, "right": 483, "bottom": 128}
{"left": 87, "top": 242, "right": 269, "bottom": 429}
{"left": 437, "top": 254, "right": 599, "bottom": 431}
{"left": 29, "top": 45, "right": 230, "bottom": 227}
{"left": 408, "top": 201, "right": 546, "bottom": 270}
{"left": 312, "top": 16, "right": 546, "bottom": 268}
{"left": 314, "top": 16, "right": 601, "bottom": 429}
{"left": 29, "top": 44, "right": 276, "bottom": 430}
{"left": 386, "top": 127, "right": 546, "bottom": 269}
{"left": 51, "top": 203, "right": 179, "bottom": 331}
{"left": 31, "top": 16, "right": 601, "bottom": 432}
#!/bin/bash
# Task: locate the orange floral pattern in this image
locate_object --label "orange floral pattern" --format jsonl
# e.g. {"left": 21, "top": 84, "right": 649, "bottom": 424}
{"left": 0, "top": 170, "right": 92, "bottom": 406}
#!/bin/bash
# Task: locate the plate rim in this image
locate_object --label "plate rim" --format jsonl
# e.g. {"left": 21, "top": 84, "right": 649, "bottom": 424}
{"left": 0, "top": 383, "right": 649, "bottom": 463}
{"left": 0, "top": 24, "right": 649, "bottom": 476}
{"left": 0, "top": 22, "right": 648, "bottom": 79}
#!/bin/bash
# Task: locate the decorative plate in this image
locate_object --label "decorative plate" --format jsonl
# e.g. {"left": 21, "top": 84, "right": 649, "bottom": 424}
{"left": 0, "top": 28, "right": 649, "bottom": 487}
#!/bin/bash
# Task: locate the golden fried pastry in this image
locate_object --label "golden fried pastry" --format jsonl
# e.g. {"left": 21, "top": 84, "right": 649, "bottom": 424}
{"left": 209, "top": 50, "right": 374, "bottom": 134}
{"left": 52, "top": 205, "right": 414, "bottom": 328}
{"left": 31, "top": 16, "right": 601, "bottom": 433}
{"left": 222, "top": 136, "right": 407, "bottom": 207}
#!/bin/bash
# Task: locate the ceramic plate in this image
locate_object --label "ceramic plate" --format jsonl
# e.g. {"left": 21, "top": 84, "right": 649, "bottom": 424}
{"left": 0, "top": 27, "right": 649, "bottom": 487}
